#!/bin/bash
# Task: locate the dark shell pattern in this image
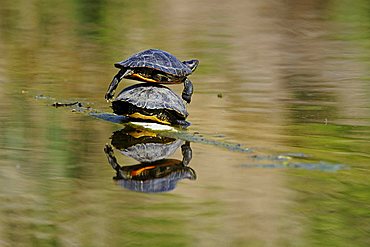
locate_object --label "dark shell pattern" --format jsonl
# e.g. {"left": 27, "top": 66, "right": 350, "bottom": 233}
{"left": 114, "top": 49, "right": 192, "bottom": 77}
{"left": 114, "top": 83, "right": 188, "bottom": 118}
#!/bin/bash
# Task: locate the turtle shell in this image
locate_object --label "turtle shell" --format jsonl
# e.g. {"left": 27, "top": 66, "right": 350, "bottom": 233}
{"left": 104, "top": 143, "right": 196, "bottom": 193}
{"left": 114, "top": 49, "right": 192, "bottom": 77}
{"left": 112, "top": 83, "right": 188, "bottom": 124}
{"left": 111, "top": 128, "right": 183, "bottom": 163}
{"left": 114, "top": 165, "right": 196, "bottom": 193}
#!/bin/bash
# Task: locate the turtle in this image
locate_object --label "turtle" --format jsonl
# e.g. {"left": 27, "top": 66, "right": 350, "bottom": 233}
{"left": 111, "top": 83, "right": 190, "bottom": 126}
{"left": 105, "top": 49, "right": 199, "bottom": 103}
{"left": 104, "top": 141, "right": 196, "bottom": 193}
{"left": 110, "top": 127, "right": 184, "bottom": 163}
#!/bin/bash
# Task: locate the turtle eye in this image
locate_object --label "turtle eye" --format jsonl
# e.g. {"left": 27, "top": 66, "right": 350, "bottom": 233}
{"left": 183, "top": 60, "right": 199, "bottom": 71}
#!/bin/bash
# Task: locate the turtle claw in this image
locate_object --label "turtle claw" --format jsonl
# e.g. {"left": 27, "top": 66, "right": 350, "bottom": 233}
{"left": 105, "top": 91, "right": 116, "bottom": 102}
{"left": 182, "top": 93, "right": 191, "bottom": 104}
{"left": 105, "top": 92, "right": 114, "bottom": 101}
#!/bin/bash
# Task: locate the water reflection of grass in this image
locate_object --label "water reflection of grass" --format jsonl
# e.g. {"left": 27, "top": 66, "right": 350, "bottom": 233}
{"left": 289, "top": 167, "right": 370, "bottom": 247}
{"left": 284, "top": 122, "right": 370, "bottom": 247}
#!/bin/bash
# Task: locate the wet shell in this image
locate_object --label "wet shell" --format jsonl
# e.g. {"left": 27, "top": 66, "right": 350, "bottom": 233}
{"left": 114, "top": 49, "right": 192, "bottom": 77}
{"left": 113, "top": 83, "right": 188, "bottom": 119}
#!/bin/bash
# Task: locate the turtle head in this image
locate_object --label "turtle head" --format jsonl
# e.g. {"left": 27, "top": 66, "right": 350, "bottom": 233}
{"left": 182, "top": 59, "right": 199, "bottom": 72}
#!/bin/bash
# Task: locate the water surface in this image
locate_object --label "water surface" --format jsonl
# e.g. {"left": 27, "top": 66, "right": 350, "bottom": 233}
{"left": 1, "top": 0, "right": 370, "bottom": 246}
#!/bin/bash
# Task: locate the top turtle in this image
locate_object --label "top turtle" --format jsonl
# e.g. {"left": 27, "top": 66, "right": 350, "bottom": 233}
{"left": 105, "top": 49, "right": 199, "bottom": 103}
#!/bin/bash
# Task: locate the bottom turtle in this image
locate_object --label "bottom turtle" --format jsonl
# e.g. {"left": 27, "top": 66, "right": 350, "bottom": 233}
{"left": 104, "top": 141, "right": 196, "bottom": 193}
{"left": 112, "top": 83, "right": 189, "bottom": 126}
{"left": 110, "top": 126, "right": 184, "bottom": 163}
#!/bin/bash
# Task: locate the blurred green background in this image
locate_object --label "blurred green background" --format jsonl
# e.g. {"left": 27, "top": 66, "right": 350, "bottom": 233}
{"left": 0, "top": 0, "right": 370, "bottom": 246}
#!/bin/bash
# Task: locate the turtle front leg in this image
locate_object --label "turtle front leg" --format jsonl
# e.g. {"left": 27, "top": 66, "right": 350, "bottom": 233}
{"left": 105, "top": 69, "right": 133, "bottom": 101}
{"left": 104, "top": 144, "right": 120, "bottom": 171}
{"left": 182, "top": 78, "right": 193, "bottom": 104}
{"left": 104, "top": 144, "right": 126, "bottom": 180}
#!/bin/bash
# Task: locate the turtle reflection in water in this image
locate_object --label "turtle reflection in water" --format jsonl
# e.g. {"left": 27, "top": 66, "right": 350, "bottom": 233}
{"left": 111, "top": 83, "right": 190, "bottom": 127}
{"left": 104, "top": 127, "right": 196, "bottom": 193}
{"left": 105, "top": 49, "right": 199, "bottom": 103}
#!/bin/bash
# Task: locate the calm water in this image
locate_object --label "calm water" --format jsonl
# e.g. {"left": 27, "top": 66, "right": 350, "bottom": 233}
{"left": 1, "top": 0, "right": 370, "bottom": 246}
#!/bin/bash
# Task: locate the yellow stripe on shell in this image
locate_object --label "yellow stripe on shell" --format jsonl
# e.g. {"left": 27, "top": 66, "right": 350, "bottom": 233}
{"left": 128, "top": 130, "right": 158, "bottom": 139}
{"left": 131, "top": 166, "right": 156, "bottom": 176}
{"left": 131, "top": 74, "right": 157, "bottom": 83}
{"left": 129, "top": 112, "right": 170, "bottom": 125}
